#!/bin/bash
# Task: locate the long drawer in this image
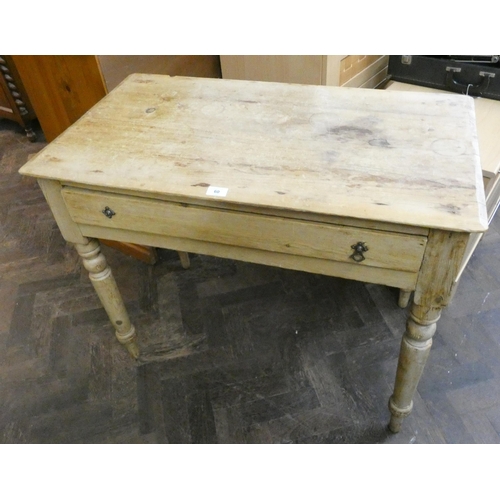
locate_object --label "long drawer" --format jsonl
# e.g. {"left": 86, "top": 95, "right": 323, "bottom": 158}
{"left": 62, "top": 187, "right": 428, "bottom": 273}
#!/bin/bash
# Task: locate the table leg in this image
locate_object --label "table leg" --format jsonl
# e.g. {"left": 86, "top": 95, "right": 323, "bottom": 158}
{"left": 75, "top": 238, "right": 139, "bottom": 359}
{"left": 387, "top": 229, "right": 469, "bottom": 432}
{"left": 398, "top": 289, "right": 412, "bottom": 308}
{"left": 388, "top": 305, "right": 440, "bottom": 432}
{"left": 178, "top": 251, "right": 190, "bottom": 269}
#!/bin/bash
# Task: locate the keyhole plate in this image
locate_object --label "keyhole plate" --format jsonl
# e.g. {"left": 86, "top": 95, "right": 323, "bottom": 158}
{"left": 102, "top": 206, "right": 116, "bottom": 219}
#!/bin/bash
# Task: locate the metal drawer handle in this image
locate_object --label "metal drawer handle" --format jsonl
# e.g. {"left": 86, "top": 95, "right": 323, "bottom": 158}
{"left": 102, "top": 206, "right": 116, "bottom": 219}
{"left": 350, "top": 242, "right": 368, "bottom": 262}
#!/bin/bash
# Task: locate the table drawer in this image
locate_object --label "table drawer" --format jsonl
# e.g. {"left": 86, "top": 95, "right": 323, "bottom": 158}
{"left": 62, "top": 187, "right": 427, "bottom": 273}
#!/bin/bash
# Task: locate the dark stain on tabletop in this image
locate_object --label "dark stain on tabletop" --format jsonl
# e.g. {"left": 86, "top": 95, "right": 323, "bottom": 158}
{"left": 327, "top": 126, "right": 373, "bottom": 137}
{"left": 369, "top": 138, "right": 392, "bottom": 148}
{"left": 440, "top": 203, "right": 462, "bottom": 215}
{"left": 191, "top": 182, "right": 210, "bottom": 187}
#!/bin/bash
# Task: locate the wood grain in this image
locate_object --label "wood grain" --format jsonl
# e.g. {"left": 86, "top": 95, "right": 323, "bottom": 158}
{"left": 11, "top": 55, "right": 107, "bottom": 142}
{"left": 61, "top": 187, "right": 427, "bottom": 272}
{"left": 73, "top": 224, "right": 421, "bottom": 289}
{"left": 385, "top": 80, "right": 500, "bottom": 178}
{"left": 20, "top": 74, "right": 487, "bottom": 233}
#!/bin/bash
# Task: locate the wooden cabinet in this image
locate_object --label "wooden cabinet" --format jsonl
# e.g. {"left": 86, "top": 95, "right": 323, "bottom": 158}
{"left": 220, "top": 55, "right": 389, "bottom": 88}
{"left": 0, "top": 56, "right": 37, "bottom": 141}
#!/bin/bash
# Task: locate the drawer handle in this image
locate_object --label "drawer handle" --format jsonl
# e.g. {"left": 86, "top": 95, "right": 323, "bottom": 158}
{"left": 102, "top": 206, "right": 116, "bottom": 219}
{"left": 350, "top": 242, "right": 368, "bottom": 262}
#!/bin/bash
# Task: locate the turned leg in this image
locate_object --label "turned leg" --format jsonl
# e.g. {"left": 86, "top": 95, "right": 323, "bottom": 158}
{"left": 398, "top": 289, "right": 412, "bottom": 308}
{"left": 389, "top": 305, "right": 440, "bottom": 433}
{"left": 178, "top": 251, "right": 190, "bottom": 269}
{"left": 75, "top": 238, "right": 139, "bottom": 359}
{"left": 388, "top": 230, "right": 469, "bottom": 432}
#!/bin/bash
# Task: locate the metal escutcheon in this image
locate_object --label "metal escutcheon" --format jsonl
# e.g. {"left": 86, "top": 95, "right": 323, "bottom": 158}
{"left": 102, "top": 206, "right": 116, "bottom": 219}
{"left": 350, "top": 242, "right": 368, "bottom": 262}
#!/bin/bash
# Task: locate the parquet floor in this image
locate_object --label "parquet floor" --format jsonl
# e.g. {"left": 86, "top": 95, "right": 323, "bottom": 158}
{"left": 2, "top": 118, "right": 500, "bottom": 444}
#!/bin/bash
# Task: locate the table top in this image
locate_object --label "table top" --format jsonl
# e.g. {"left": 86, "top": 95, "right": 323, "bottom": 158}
{"left": 20, "top": 73, "right": 487, "bottom": 233}
{"left": 385, "top": 80, "right": 500, "bottom": 178}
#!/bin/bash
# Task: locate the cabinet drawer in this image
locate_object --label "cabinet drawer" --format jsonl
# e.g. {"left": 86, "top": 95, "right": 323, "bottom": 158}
{"left": 62, "top": 187, "right": 427, "bottom": 273}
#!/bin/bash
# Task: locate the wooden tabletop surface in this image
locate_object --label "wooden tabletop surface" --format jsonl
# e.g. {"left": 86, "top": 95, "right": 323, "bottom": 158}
{"left": 20, "top": 73, "right": 488, "bottom": 233}
{"left": 385, "top": 80, "right": 500, "bottom": 178}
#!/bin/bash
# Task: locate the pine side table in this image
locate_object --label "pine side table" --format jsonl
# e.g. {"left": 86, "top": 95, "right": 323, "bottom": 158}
{"left": 19, "top": 74, "right": 487, "bottom": 432}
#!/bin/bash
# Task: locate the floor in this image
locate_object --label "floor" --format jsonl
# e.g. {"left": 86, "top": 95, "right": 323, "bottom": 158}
{"left": 2, "top": 118, "right": 500, "bottom": 444}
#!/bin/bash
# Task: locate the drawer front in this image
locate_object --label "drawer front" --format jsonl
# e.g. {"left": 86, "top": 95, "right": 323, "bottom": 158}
{"left": 62, "top": 188, "right": 427, "bottom": 273}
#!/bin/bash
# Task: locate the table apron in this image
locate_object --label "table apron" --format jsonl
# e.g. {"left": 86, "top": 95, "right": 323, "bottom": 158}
{"left": 61, "top": 187, "right": 428, "bottom": 289}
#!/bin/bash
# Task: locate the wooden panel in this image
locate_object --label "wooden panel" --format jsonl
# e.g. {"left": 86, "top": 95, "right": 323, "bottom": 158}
{"left": 98, "top": 55, "right": 221, "bottom": 92}
{"left": 11, "top": 55, "right": 107, "bottom": 142}
{"left": 20, "top": 74, "right": 487, "bottom": 233}
{"left": 220, "top": 56, "right": 325, "bottom": 85}
{"left": 62, "top": 187, "right": 427, "bottom": 273}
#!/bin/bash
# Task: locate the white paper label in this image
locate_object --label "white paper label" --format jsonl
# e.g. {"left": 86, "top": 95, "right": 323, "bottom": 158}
{"left": 206, "top": 186, "right": 228, "bottom": 197}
